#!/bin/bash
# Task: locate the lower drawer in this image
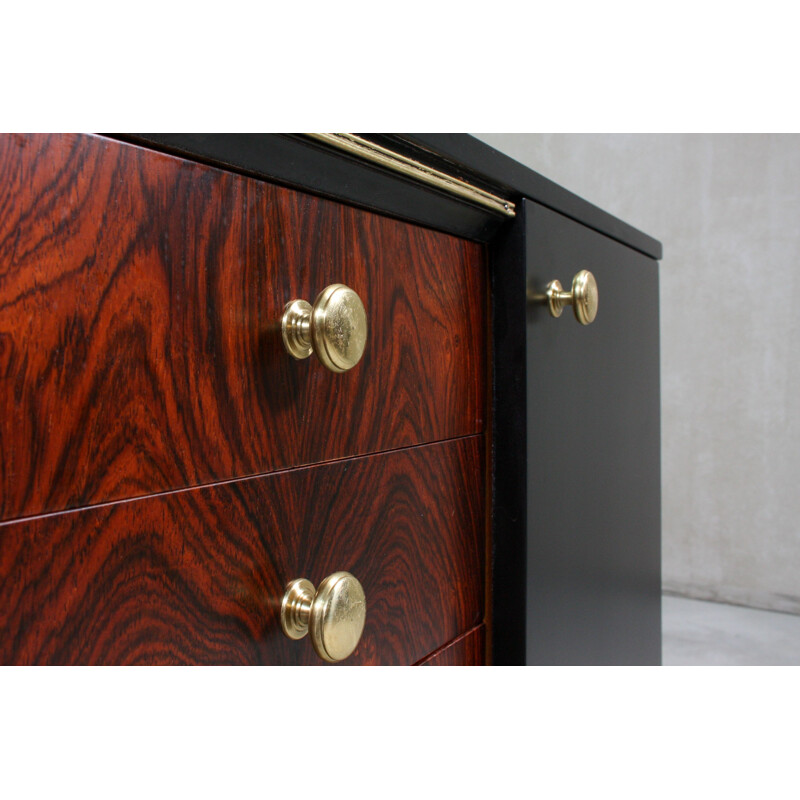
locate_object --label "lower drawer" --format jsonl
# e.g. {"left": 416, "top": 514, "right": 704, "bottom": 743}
{"left": 0, "top": 437, "right": 484, "bottom": 664}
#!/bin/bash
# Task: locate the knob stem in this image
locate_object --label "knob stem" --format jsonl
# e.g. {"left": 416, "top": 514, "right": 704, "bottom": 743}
{"left": 280, "top": 578, "right": 315, "bottom": 640}
{"left": 545, "top": 281, "right": 574, "bottom": 316}
{"left": 537, "top": 270, "right": 598, "bottom": 325}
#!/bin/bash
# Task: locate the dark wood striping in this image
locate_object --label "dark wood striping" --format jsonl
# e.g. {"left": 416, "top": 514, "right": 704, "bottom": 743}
{"left": 0, "top": 436, "right": 484, "bottom": 665}
{"left": 0, "top": 133, "right": 487, "bottom": 521}
{"left": 417, "top": 624, "right": 486, "bottom": 665}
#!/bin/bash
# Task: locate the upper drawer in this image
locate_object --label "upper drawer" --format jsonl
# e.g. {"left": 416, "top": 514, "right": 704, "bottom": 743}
{"left": 0, "top": 133, "right": 486, "bottom": 520}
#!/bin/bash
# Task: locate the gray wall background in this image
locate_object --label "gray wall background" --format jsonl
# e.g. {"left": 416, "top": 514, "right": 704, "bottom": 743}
{"left": 474, "top": 134, "right": 800, "bottom": 615}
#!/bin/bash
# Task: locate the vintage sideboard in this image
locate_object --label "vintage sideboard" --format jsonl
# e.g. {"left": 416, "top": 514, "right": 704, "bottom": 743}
{"left": 0, "top": 133, "right": 661, "bottom": 664}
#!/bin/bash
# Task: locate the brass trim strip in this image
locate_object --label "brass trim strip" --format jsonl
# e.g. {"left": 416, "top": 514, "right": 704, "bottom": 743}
{"left": 303, "top": 133, "right": 516, "bottom": 217}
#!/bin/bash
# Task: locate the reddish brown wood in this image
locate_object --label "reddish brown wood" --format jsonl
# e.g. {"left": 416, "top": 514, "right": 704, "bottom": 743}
{"left": 0, "top": 436, "right": 484, "bottom": 665}
{"left": 417, "top": 624, "right": 486, "bottom": 665}
{"left": 0, "top": 133, "right": 487, "bottom": 521}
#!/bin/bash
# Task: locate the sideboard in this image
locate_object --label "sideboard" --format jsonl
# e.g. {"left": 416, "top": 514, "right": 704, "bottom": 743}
{"left": 0, "top": 133, "right": 661, "bottom": 664}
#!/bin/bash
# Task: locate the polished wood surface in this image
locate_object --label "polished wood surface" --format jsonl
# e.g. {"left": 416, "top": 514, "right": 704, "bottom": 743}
{"left": 0, "top": 436, "right": 484, "bottom": 665}
{"left": 0, "top": 133, "right": 487, "bottom": 521}
{"left": 417, "top": 625, "right": 485, "bottom": 665}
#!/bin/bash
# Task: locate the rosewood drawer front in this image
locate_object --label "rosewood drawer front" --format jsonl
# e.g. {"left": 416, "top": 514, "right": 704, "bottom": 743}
{"left": 0, "top": 133, "right": 487, "bottom": 521}
{"left": 0, "top": 437, "right": 484, "bottom": 665}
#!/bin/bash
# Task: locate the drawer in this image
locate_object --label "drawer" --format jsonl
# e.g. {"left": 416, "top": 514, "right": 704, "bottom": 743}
{"left": 0, "top": 133, "right": 487, "bottom": 521}
{"left": 0, "top": 436, "right": 484, "bottom": 664}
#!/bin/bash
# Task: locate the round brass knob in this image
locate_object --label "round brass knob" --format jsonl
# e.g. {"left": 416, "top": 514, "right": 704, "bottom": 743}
{"left": 280, "top": 571, "right": 366, "bottom": 663}
{"left": 541, "top": 270, "right": 599, "bottom": 325}
{"left": 281, "top": 284, "right": 367, "bottom": 373}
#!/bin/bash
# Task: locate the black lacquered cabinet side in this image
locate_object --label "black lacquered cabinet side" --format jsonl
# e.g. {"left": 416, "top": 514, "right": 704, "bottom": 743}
{"left": 523, "top": 200, "right": 661, "bottom": 665}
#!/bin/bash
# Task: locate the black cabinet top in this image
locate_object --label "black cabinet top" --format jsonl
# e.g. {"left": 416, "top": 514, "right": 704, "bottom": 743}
{"left": 115, "top": 133, "right": 661, "bottom": 260}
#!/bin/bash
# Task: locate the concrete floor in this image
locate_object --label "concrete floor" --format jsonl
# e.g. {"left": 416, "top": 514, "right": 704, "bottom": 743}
{"left": 662, "top": 595, "right": 800, "bottom": 665}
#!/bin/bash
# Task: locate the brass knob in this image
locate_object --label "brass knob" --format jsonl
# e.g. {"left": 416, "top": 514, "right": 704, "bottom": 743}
{"left": 280, "top": 572, "right": 367, "bottom": 663}
{"left": 538, "top": 270, "right": 598, "bottom": 325}
{"left": 281, "top": 284, "right": 367, "bottom": 372}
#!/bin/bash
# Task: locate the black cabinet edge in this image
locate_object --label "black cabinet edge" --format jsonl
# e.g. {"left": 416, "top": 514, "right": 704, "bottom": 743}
{"left": 488, "top": 208, "right": 529, "bottom": 665}
{"left": 393, "top": 134, "right": 663, "bottom": 261}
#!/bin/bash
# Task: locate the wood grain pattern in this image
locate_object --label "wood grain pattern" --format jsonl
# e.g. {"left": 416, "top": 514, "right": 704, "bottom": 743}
{"left": 0, "top": 436, "right": 484, "bottom": 665}
{"left": 0, "top": 133, "right": 487, "bottom": 521}
{"left": 417, "top": 625, "right": 485, "bottom": 665}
